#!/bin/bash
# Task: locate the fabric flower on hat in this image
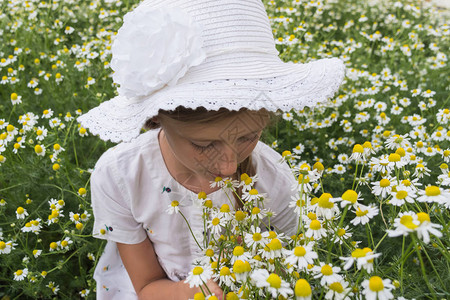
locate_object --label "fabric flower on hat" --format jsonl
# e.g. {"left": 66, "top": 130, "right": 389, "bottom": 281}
{"left": 111, "top": 5, "right": 206, "bottom": 99}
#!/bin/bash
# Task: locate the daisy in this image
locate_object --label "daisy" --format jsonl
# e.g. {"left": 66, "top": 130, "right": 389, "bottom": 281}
{"left": 417, "top": 185, "right": 450, "bottom": 204}
{"left": 305, "top": 219, "right": 327, "bottom": 240}
{"left": 338, "top": 189, "right": 362, "bottom": 208}
{"left": 340, "top": 247, "right": 381, "bottom": 273}
{"left": 207, "top": 216, "right": 224, "bottom": 238}
{"left": 239, "top": 173, "right": 258, "bottom": 192}
{"left": 334, "top": 226, "right": 353, "bottom": 244}
{"left": 361, "top": 276, "right": 394, "bottom": 300}
{"left": 213, "top": 266, "right": 235, "bottom": 289}
{"left": 371, "top": 178, "right": 393, "bottom": 198}
{"left": 230, "top": 246, "right": 252, "bottom": 264}
{"left": 79, "top": 289, "right": 90, "bottom": 298}
{"left": 33, "top": 249, "right": 42, "bottom": 258}
{"left": 283, "top": 242, "right": 318, "bottom": 271}
{"left": 325, "top": 279, "right": 353, "bottom": 300}
{"left": 35, "top": 126, "right": 48, "bottom": 141}
{"left": 232, "top": 260, "right": 251, "bottom": 283}
{"left": 242, "top": 188, "right": 266, "bottom": 202}
{"left": 389, "top": 185, "right": 416, "bottom": 206}
{"left": 315, "top": 193, "right": 340, "bottom": 220}
{"left": 184, "top": 265, "right": 213, "bottom": 288}
{"left": 14, "top": 268, "right": 28, "bottom": 281}
{"left": 0, "top": 240, "right": 17, "bottom": 254}
{"left": 250, "top": 269, "right": 293, "bottom": 299}
{"left": 42, "top": 109, "right": 54, "bottom": 119}
{"left": 313, "top": 262, "right": 343, "bottom": 285}
{"left": 350, "top": 204, "right": 379, "bottom": 226}
{"left": 261, "top": 238, "right": 283, "bottom": 260}
{"left": 387, "top": 211, "right": 419, "bottom": 238}
{"left": 16, "top": 206, "right": 28, "bottom": 219}
{"left": 34, "top": 144, "right": 46, "bottom": 157}
{"left": 243, "top": 225, "right": 269, "bottom": 252}
{"left": 415, "top": 212, "right": 443, "bottom": 244}
{"left": 166, "top": 200, "right": 181, "bottom": 214}
{"left": 294, "top": 279, "right": 312, "bottom": 300}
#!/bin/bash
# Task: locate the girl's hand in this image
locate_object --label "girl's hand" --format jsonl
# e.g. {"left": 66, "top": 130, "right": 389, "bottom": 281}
{"left": 199, "top": 279, "right": 224, "bottom": 300}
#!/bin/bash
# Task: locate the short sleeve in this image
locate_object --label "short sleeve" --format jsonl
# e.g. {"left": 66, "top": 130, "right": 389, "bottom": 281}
{"left": 90, "top": 151, "right": 147, "bottom": 244}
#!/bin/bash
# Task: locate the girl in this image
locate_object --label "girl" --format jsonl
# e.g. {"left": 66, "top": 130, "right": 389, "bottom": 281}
{"left": 78, "top": 0, "right": 345, "bottom": 299}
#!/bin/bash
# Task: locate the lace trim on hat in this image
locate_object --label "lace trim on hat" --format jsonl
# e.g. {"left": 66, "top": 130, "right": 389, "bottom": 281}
{"left": 77, "top": 58, "right": 345, "bottom": 143}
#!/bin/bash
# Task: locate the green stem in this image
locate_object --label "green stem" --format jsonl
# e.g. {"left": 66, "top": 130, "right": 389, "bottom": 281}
{"left": 179, "top": 211, "right": 203, "bottom": 251}
{"left": 412, "top": 235, "right": 436, "bottom": 299}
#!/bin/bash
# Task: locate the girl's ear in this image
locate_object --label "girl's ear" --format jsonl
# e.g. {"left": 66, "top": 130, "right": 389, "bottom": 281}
{"left": 151, "top": 117, "right": 159, "bottom": 124}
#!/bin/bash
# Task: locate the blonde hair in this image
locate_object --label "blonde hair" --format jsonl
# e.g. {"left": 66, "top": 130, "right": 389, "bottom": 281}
{"left": 145, "top": 106, "right": 274, "bottom": 209}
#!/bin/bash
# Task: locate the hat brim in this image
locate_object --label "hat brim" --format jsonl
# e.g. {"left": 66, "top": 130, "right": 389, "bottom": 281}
{"left": 77, "top": 57, "right": 345, "bottom": 143}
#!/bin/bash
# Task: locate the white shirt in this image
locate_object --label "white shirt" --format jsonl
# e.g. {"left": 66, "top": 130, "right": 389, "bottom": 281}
{"left": 91, "top": 129, "right": 298, "bottom": 299}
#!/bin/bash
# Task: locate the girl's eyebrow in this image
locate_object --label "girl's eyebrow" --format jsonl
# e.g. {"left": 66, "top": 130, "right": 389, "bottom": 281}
{"left": 189, "top": 130, "right": 260, "bottom": 142}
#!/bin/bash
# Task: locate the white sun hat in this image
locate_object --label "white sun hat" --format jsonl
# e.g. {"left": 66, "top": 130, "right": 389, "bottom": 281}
{"left": 78, "top": 0, "right": 346, "bottom": 143}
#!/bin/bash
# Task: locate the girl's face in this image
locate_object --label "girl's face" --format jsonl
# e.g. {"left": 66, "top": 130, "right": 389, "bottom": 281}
{"left": 159, "top": 111, "right": 268, "bottom": 183}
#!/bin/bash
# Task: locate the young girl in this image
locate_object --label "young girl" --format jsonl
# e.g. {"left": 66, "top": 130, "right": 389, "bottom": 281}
{"left": 78, "top": 0, "right": 345, "bottom": 299}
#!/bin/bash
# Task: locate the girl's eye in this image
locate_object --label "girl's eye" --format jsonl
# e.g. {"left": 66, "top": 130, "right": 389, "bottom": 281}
{"left": 191, "top": 142, "right": 214, "bottom": 152}
{"left": 239, "top": 134, "right": 259, "bottom": 143}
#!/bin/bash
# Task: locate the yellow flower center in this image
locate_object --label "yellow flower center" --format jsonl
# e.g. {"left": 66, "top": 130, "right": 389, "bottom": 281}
{"left": 0, "top": 241, "right": 5, "bottom": 250}
{"left": 342, "top": 190, "right": 358, "bottom": 204}
{"left": 294, "top": 246, "right": 306, "bottom": 257}
{"left": 329, "top": 282, "right": 344, "bottom": 293}
{"left": 249, "top": 188, "right": 258, "bottom": 195}
{"left": 61, "top": 240, "right": 68, "bottom": 247}
{"left": 369, "top": 276, "right": 384, "bottom": 292}
{"left": 355, "top": 207, "right": 369, "bottom": 217}
{"left": 252, "top": 232, "right": 262, "bottom": 241}
{"left": 401, "top": 179, "right": 411, "bottom": 186}
{"left": 214, "top": 176, "right": 222, "bottom": 182}
{"left": 171, "top": 201, "right": 179, "bottom": 207}
{"left": 192, "top": 266, "right": 203, "bottom": 275}
{"left": 400, "top": 215, "right": 418, "bottom": 229}
{"left": 34, "top": 145, "right": 43, "bottom": 153}
{"left": 396, "top": 190, "right": 408, "bottom": 200}
{"left": 395, "top": 147, "right": 405, "bottom": 157}
{"left": 268, "top": 238, "right": 282, "bottom": 251}
{"left": 351, "top": 248, "right": 367, "bottom": 258}
{"left": 310, "top": 220, "right": 321, "bottom": 230}
{"left": 266, "top": 273, "right": 281, "bottom": 289}
{"left": 425, "top": 186, "right": 440, "bottom": 196}
{"left": 307, "top": 212, "right": 317, "bottom": 220}
{"left": 321, "top": 265, "right": 333, "bottom": 276}
{"left": 318, "top": 193, "right": 334, "bottom": 208}
{"left": 220, "top": 266, "right": 231, "bottom": 276}
{"left": 337, "top": 228, "right": 346, "bottom": 236}
{"left": 251, "top": 207, "right": 260, "bottom": 215}
{"left": 233, "top": 246, "right": 244, "bottom": 256}
{"left": 352, "top": 144, "right": 364, "bottom": 153}
{"left": 220, "top": 204, "right": 230, "bottom": 213}
{"left": 235, "top": 211, "right": 245, "bottom": 221}
{"left": 50, "top": 242, "right": 58, "bottom": 249}
{"left": 380, "top": 179, "right": 390, "bottom": 187}
{"left": 212, "top": 218, "right": 220, "bottom": 226}
{"left": 233, "top": 260, "right": 250, "bottom": 273}
{"left": 417, "top": 212, "right": 430, "bottom": 223}
{"left": 16, "top": 270, "right": 23, "bottom": 276}
{"left": 295, "top": 279, "right": 312, "bottom": 296}
{"left": 313, "top": 162, "right": 324, "bottom": 171}
{"left": 388, "top": 153, "right": 401, "bottom": 162}
{"left": 17, "top": 207, "right": 24, "bottom": 214}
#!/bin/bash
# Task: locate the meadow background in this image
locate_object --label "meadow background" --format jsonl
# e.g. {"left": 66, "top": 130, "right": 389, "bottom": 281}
{"left": 0, "top": 0, "right": 448, "bottom": 299}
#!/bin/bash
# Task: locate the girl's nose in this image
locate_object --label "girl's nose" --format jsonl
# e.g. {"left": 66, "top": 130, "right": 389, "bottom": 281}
{"left": 216, "top": 145, "right": 238, "bottom": 177}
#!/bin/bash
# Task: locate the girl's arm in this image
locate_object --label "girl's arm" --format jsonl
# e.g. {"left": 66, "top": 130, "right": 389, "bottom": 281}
{"left": 117, "top": 239, "right": 223, "bottom": 300}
